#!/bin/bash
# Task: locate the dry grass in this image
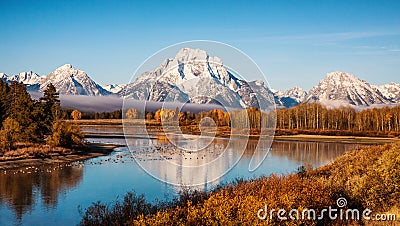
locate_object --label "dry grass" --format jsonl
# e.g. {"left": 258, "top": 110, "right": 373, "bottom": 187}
{"left": 66, "top": 119, "right": 123, "bottom": 125}
{"left": 0, "top": 143, "right": 75, "bottom": 161}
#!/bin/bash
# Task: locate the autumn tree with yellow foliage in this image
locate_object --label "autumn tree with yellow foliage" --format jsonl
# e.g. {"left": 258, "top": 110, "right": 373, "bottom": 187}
{"left": 71, "top": 110, "right": 82, "bottom": 120}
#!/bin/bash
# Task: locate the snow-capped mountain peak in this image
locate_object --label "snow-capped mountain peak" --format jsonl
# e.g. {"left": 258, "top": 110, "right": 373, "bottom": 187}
{"left": 283, "top": 86, "right": 307, "bottom": 102}
{"left": 2, "top": 59, "right": 399, "bottom": 109}
{"left": 305, "top": 71, "right": 390, "bottom": 106}
{"left": 55, "top": 63, "right": 73, "bottom": 71}
{"left": 326, "top": 71, "right": 356, "bottom": 80}
{"left": 41, "top": 64, "right": 110, "bottom": 96}
{"left": 8, "top": 71, "right": 44, "bottom": 85}
{"left": 373, "top": 82, "right": 400, "bottom": 102}
{"left": 1, "top": 64, "right": 110, "bottom": 96}
{"left": 157, "top": 48, "right": 239, "bottom": 89}
{"left": 121, "top": 48, "right": 272, "bottom": 108}
{"left": 272, "top": 86, "right": 307, "bottom": 108}
{"left": 49, "top": 64, "right": 81, "bottom": 79}
{"left": 0, "top": 73, "right": 8, "bottom": 81}
{"left": 175, "top": 48, "right": 208, "bottom": 62}
{"left": 103, "top": 84, "right": 127, "bottom": 94}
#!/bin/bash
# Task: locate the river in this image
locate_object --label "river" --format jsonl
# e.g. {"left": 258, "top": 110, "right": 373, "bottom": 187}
{"left": 0, "top": 128, "right": 358, "bottom": 225}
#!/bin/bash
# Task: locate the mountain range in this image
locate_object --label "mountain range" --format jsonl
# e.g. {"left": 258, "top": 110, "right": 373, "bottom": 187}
{"left": 1, "top": 64, "right": 110, "bottom": 96}
{"left": 119, "top": 48, "right": 273, "bottom": 108}
{"left": 1, "top": 48, "right": 399, "bottom": 109}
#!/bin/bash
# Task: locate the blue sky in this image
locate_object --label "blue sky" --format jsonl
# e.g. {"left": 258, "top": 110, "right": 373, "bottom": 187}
{"left": 0, "top": 0, "right": 399, "bottom": 90}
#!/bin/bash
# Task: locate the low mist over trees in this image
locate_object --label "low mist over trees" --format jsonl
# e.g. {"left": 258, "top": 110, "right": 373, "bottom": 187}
{"left": 43, "top": 86, "right": 400, "bottom": 137}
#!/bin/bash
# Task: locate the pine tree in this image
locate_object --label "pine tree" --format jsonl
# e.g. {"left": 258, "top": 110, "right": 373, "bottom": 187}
{"left": 40, "top": 83, "right": 61, "bottom": 133}
{"left": 7, "top": 82, "right": 41, "bottom": 142}
{"left": 0, "top": 80, "right": 10, "bottom": 123}
{"left": 40, "top": 83, "right": 60, "bottom": 118}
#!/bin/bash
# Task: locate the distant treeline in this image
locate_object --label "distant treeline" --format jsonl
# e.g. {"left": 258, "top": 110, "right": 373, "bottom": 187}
{"left": 62, "top": 109, "right": 123, "bottom": 120}
{"left": 123, "top": 107, "right": 273, "bottom": 129}
{"left": 70, "top": 103, "right": 400, "bottom": 135}
{"left": 276, "top": 103, "right": 400, "bottom": 134}
{"left": 148, "top": 104, "right": 400, "bottom": 134}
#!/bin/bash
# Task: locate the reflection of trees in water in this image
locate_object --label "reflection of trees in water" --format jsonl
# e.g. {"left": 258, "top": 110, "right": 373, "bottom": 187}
{"left": 267, "top": 141, "right": 358, "bottom": 167}
{"left": 0, "top": 165, "right": 83, "bottom": 220}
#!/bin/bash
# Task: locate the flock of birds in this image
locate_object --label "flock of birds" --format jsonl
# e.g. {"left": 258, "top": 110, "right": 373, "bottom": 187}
{"left": 2, "top": 143, "right": 228, "bottom": 176}
{"left": 2, "top": 162, "right": 84, "bottom": 175}
{"left": 131, "top": 145, "right": 225, "bottom": 163}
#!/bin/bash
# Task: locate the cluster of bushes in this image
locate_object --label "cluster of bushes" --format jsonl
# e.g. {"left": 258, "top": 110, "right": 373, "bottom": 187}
{"left": 79, "top": 187, "right": 216, "bottom": 226}
{"left": 62, "top": 109, "right": 123, "bottom": 120}
{"left": 79, "top": 143, "right": 399, "bottom": 225}
{"left": 0, "top": 80, "right": 83, "bottom": 153}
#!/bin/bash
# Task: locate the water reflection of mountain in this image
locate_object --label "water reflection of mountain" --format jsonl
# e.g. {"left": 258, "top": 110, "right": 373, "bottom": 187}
{"left": 130, "top": 137, "right": 246, "bottom": 187}
{"left": 131, "top": 137, "right": 358, "bottom": 187}
{"left": 0, "top": 165, "right": 83, "bottom": 221}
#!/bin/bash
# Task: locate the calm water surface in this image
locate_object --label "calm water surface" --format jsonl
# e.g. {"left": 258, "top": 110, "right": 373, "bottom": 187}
{"left": 0, "top": 127, "right": 359, "bottom": 225}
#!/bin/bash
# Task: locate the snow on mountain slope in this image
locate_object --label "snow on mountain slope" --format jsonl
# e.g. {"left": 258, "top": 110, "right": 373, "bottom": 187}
{"left": 304, "top": 72, "right": 390, "bottom": 106}
{"left": 0, "top": 73, "right": 7, "bottom": 81}
{"left": 7, "top": 71, "right": 44, "bottom": 85}
{"left": 121, "top": 48, "right": 271, "bottom": 108}
{"left": 246, "top": 80, "right": 276, "bottom": 109}
{"left": 272, "top": 87, "right": 307, "bottom": 108}
{"left": 1, "top": 65, "right": 110, "bottom": 96}
{"left": 40, "top": 64, "right": 110, "bottom": 96}
{"left": 1, "top": 60, "right": 398, "bottom": 109}
{"left": 103, "top": 84, "right": 127, "bottom": 93}
{"left": 373, "top": 82, "right": 400, "bottom": 102}
{"left": 284, "top": 87, "right": 307, "bottom": 103}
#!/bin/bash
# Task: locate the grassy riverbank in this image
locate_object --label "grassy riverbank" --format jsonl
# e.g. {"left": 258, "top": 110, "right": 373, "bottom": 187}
{"left": 0, "top": 143, "right": 118, "bottom": 170}
{"left": 79, "top": 143, "right": 400, "bottom": 225}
